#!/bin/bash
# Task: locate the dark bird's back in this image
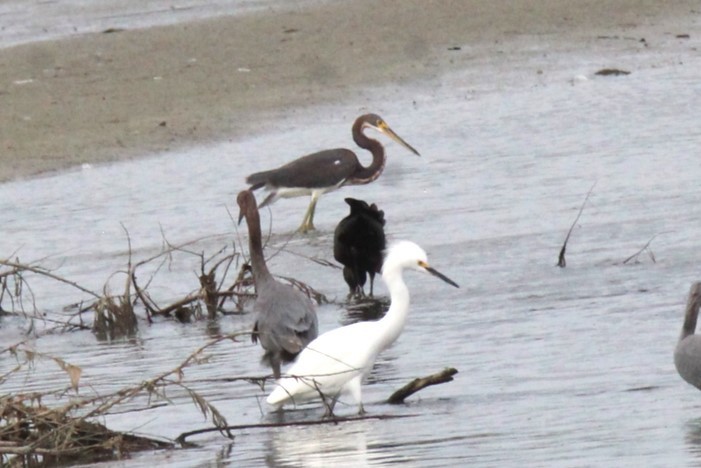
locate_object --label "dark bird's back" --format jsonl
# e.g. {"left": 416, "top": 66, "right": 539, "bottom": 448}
{"left": 334, "top": 198, "right": 386, "bottom": 297}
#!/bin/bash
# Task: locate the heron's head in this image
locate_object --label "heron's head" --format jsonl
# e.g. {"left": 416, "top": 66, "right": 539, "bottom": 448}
{"left": 357, "top": 114, "right": 421, "bottom": 157}
{"left": 382, "top": 241, "right": 459, "bottom": 288}
{"left": 236, "top": 190, "right": 256, "bottom": 224}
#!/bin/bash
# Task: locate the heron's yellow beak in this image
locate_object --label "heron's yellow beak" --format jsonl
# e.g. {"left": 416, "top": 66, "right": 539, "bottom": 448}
{"left": 378, "top": 121, "right": 421, "bottom": 156}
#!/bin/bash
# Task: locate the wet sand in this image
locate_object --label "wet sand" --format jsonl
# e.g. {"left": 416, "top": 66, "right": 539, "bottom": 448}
{"left": 0, "top": 0, "right": 697, "bottom": 182}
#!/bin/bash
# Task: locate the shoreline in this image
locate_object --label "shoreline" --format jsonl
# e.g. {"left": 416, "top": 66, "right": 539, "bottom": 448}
{"left": 0, "top": 0, "right": 698, "bottom": 183}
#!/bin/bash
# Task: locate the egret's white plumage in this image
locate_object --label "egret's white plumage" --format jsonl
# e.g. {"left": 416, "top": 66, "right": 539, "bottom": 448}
{"left": 266, "top": 240, "right": 458, "bottom": 414}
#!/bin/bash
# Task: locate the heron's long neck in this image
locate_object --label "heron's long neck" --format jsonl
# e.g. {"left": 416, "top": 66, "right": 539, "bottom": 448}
{"left": 350, "top": 126, "right": 386, "bottom": 184}
{"left": 377, "top": 269, "right": 410, "bottom": 350}
{"left": 680, "top": 292, "right": 701, "bottom": 341}
{"left": 245, "top": 209, "right": 274, "bottom": 288}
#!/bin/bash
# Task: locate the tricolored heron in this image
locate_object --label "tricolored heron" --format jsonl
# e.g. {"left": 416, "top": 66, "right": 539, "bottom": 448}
{"left": 245, "top": 114, "right": 420, "bottom": 233}
{"left": 266, "top": 240, "right": 459, "bottom": 415}
{"left": 674, "top": 282, "right": 701, "bottom": 390}
{"left": 334, "top": 198, "right": 386, "bottom": 298}
{"left": 237, "top": 189, "right": 319, "bottom": 379}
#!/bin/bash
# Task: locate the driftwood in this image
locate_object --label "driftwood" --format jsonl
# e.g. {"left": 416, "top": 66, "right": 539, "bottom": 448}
{"left": 557, "top": 182, "right": 596, "bottom": 268}
{"left": 387, "top": 368, "right": 458, "bottom": 404}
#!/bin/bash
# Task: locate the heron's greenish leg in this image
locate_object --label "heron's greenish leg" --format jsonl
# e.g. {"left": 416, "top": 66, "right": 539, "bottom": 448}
{"left": 298, "top": 192, "right": 320, "bottom": 233}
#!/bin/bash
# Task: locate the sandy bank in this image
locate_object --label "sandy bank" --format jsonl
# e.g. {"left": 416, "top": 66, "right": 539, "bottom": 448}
{"left": 0, "top": 0, "right": 697, "bottom": 182}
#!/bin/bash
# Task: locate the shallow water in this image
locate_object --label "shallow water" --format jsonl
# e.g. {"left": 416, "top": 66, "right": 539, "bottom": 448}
{"left": 2, "top": 14, "right": 701, "bottom": 468}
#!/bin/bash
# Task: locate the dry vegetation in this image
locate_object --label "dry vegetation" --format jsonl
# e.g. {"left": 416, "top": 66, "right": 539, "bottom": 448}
{"left": 0, "top": 335, "right": 248, "bottom": 466}
{"left": 0, "top": 229, "right": 329, "bottom": 465}
{"left": 1, "top": 229, "right": 456, "bottom": 465}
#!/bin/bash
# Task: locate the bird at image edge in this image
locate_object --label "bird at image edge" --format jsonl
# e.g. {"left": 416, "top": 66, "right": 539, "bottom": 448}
{"left": 674, "top": 282, "right": 701, "bottom": 390}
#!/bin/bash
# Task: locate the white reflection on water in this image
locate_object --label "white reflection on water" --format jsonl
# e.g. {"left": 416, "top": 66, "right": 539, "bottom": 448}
{"left": 266, "top": 422, "right": 373, "bottom": 467}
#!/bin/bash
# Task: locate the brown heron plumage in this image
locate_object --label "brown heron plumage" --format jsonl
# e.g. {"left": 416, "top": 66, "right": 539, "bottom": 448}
{"left": 245, "top": 113, "right": 420, "bottom": 233}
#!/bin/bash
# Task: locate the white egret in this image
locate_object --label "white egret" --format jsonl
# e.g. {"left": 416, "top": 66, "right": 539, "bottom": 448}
{"left": 266, "top": 240, "right": 458, "bottom": 414}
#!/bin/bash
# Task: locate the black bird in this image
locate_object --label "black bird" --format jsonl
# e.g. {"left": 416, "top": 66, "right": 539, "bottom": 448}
{"left": 245, "top": 114, "right": 419, "bottom": 233}
{"left": 334, "top": 198, "right": 386, "bottom": 298}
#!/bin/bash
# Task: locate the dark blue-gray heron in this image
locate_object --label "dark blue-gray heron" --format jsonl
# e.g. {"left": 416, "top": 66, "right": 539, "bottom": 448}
{"left": 245, "top": 114, "right": 420, "bottom": 233}
{"left": 334, "top": 198, "right": 386, "bottom": 298}
{"left": 266, "top": 240, "right": 459, "bottom": 414}
{"left": 237, "top": 189, "right": 319, "bottom": 379}
{"left": 674, "top": 282, "right": 701, "bottom": 390}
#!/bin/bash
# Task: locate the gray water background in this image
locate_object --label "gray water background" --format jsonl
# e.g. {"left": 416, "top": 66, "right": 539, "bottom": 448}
{"left": 2, "top": 4, "right": 701, "bottom": 467}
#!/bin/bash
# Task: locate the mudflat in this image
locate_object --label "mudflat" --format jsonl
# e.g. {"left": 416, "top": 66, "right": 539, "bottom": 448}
{"left": 0, "top": 0, "right": 696, "bottom": 182}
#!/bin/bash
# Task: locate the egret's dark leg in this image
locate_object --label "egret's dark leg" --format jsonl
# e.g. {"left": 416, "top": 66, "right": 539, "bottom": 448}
{"left": 369, "top": 272, "right": 376, "bottom": 297}
{"left": 299, "top": 192, "right": 320, "bottom": 233}
{"left": 322, "top": 394, "right": 340, "bottom": 418}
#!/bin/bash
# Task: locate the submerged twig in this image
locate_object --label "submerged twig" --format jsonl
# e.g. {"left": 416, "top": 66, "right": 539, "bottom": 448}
{"left": 622, "top": 233, "right": 664, "bottom": 265}
{"left": 175, "top": 413, "right": 415, "bottom": 445}
{"left": 557, "top": 182, "right": 596, "bottom": 268}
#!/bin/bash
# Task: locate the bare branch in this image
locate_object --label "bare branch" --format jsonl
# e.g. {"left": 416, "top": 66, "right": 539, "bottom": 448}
{"left": 622, "top": 233, "right": 667, "bottom": 265}
{"left": 557, "top": 181, "right": 597, "bottom": 268}
{"left": 0, "top": 260, "right": 100, "bottom": 298}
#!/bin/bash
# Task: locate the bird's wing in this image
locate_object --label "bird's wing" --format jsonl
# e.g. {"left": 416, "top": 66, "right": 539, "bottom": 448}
{"left": 267, "top": 322, "right": 379, "bottom": 405}
{"left": 334, "top": 216, "right": 386, "bottom": 256}
{"left": 675, "top": 337, "right": 701, "bottom": 387}
{"left": 255, "top": 282, "right": 318, "bottom": 355}
{"left": 247, "top": 149, "right": 358, "bottom": 189}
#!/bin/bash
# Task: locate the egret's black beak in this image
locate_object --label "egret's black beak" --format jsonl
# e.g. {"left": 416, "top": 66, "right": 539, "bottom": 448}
{"left": 421, "top": 262, "right": 459, "bottom": 288}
